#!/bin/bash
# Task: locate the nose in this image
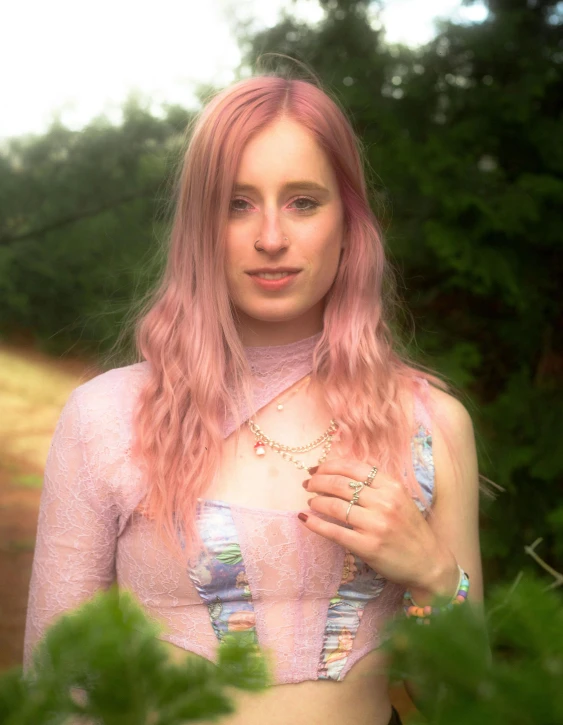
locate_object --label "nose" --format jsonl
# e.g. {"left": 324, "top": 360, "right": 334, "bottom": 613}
{"left": 257, "top": 208, "right": 288, "bottom": 254}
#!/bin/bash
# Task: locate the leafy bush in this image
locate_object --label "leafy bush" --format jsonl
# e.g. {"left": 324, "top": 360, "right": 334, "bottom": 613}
{"left": 385, "top": 574, "right": 563, "bottom": 724}
{"left": 1, "top": 587, "right": 269, "bottom": 725}
{"left": 4, "top": 573, "right": 562, "bottom": 723}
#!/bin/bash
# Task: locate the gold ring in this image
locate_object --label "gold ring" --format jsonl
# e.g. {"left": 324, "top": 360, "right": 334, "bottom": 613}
{"left": 345, "top": 499, "right": 355, "bottom": 525}
{"left": 348, "top": 480, "right": 365, "bottom": 504}
{"left": 364, "top": 465, "right": 378, "bottom": 487}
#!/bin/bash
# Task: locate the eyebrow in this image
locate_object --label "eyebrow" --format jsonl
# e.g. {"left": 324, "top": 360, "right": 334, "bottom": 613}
{"left": 233, "top": 181, "right": 331, "bottom": 195}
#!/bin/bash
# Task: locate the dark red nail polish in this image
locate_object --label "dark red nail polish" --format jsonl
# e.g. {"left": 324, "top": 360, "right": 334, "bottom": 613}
{"left": 298, "top": 513, "right": 308, "bottom": 523}
{"left": 309, "top": 465, "right": 319, "bottom": 474}
{"left": 302, "top": 479, "right": 310, "bottom": 489}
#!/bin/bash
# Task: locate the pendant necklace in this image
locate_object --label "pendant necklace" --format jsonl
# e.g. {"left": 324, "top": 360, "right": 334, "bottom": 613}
{"left": 247, "top": 374, "right": 339, "bottom": 474}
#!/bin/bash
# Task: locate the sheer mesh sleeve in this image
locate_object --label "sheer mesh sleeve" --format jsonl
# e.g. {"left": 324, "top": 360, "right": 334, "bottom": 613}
{"left": 23, "top": 388, "right": 119, "bottom": 672}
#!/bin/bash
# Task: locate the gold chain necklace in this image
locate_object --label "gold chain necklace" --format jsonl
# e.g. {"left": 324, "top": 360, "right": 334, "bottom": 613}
{"left": 247, "top": 375, "right": 339, "bottom": 472}
{"left": 274, "top": 374, "right": 311, "bottom": 411}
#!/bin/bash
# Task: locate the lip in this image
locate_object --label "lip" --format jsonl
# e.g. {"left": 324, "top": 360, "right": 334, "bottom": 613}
{"left": 246, "top": 268, "right": 301, "bottom": 274}
{"left": 248, "top": 271, "right": 300, "bottom": 291}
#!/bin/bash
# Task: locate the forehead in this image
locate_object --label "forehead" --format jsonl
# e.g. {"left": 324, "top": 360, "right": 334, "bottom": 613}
{"left": 236, "top": 117, "right": 337, "bottom": 187}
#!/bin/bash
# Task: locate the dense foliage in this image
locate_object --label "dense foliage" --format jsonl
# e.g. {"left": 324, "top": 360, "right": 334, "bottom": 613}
{"left": 385, "top": 574, "right": 563, "bottom": 724}
{"left": 0, "top": 588, "right": 269, "bottom": 725}
{"left": 0, "top": 98, "right": 191, "bottom": 356}
{"left": 2, "top": 574, "right": 560, "bottom": 724}
{"left": 0, "top": 0, "right": 561, "bottom": 579}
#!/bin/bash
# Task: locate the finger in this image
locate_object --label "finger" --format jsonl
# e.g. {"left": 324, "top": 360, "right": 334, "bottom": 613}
{"left": 305, "top": 474, "right": 377, "bottom": 504}
{"left": 297, "top": 510, "right": 362, "bottom": 549}
{"left": 308, "top": 494, "right": 372, "bottom": 531}
{"left": 313, "top": 458, "right": 388, "bottom": 489}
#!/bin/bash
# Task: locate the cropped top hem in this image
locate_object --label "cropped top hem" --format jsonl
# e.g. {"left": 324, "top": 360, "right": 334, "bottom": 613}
{"left": 155, "top": 632, "right": 393, "bottom": 685}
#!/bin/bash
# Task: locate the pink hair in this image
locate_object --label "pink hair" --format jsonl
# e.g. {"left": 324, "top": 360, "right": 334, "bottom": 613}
{"left": 130, "top": 76, "right": 449, "bottom": 561}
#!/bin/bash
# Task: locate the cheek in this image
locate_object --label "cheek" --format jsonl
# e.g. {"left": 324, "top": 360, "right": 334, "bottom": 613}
{"left": 224, "top": 233, "right": 247, "bottom": 279}
{"left": 309, "top": 219, "right": 344, "bottom": 269}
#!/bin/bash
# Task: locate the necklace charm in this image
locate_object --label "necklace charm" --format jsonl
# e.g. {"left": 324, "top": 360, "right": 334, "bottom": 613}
{"left": 248, "top": 416, "right": 339, "bottom": 472}
{"left": 254, "top": 440, "right": 267, "bottom": 456}
{"left": 247, "top": 376, "right": 339, "bottom": 473}
{"left": 275, "top": 374, "right": 311, "bottom": 412}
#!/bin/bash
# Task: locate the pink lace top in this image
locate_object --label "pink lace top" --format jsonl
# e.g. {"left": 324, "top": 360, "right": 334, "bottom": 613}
{"left": 24, "top": 333, "right": 434, "bottom": 684}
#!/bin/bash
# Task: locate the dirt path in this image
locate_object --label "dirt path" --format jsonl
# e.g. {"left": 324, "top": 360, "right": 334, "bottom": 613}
{"left": 0, "top": 343, "right": 99, "bottom": 670}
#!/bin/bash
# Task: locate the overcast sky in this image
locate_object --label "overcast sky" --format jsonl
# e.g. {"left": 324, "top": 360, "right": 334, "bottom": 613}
{"left": 0, "top": 0, "right": 487, "bottom": 141}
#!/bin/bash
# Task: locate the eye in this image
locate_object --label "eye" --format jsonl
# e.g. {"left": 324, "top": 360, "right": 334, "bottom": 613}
{"left": 229, "top": 198, "right": 253, "bottom": 213}
{"left": 289, "top": 196, "right": 319, "bottom": 212}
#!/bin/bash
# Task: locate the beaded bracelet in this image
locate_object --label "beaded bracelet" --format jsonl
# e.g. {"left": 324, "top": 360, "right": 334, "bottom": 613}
{"left": 403, "top": 565, "right": 470, "bottom": 624}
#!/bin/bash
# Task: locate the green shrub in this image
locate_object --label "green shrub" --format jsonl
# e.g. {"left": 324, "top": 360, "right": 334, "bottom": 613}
{"left": 385, "top": 575, "right": 563, "bottom": 724}
{"left": 1, "top": 587, "right": 268, "bottom": 725}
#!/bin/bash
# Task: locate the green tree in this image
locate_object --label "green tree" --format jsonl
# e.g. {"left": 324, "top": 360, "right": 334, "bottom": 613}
{"left": 0, "top": 97, "right": 191, "bottom": 356}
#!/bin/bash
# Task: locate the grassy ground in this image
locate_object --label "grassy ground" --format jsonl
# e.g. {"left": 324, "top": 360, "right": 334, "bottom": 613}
{"left": 0, "top": 343, "right": 98, "bottom": 670}
{"left": 0, "top": 346, "right": 99, "bottom": 468}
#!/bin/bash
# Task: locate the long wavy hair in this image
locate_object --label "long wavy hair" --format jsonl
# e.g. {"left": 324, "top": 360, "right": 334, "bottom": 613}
{"left": 130, "top": 74, "right": 449, "bottom": 561}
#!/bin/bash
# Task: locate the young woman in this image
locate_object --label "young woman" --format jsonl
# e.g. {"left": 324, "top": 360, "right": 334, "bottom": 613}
{"left": 24, "top": 74, "right": 483, "bottom": 725}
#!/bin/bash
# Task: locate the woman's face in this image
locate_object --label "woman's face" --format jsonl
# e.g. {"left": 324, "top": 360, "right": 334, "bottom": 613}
{"left": 225, "top": 117, "right": 345, "bottom": 346}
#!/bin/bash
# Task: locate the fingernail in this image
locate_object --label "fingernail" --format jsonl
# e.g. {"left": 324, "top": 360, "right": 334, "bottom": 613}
{"left": 302, "top": 479, "right": 310, "bottom": 489}
{"left": 309, "top": 465, "right": 319, "bottom": 474}
{"left": 298, "top": 512, "right": 308, "bottom": 523}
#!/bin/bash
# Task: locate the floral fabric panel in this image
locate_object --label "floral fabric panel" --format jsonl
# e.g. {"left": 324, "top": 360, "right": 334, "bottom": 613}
{"left": 318, "top": 552, "right": 386, "bottom": 681}
{"left": 318, "top": 423, "right": 435, "bottom": 680}
{"left": 187, "top": 503, "right": 257, "bottom": 645}
{"left": 411, "top": 423, "right": 434, "bottom": 512}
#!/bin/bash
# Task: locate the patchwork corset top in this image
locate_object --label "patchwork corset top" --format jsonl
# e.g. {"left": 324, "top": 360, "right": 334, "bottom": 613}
{"left": 117, "top": 414, "right": 433, "bottom": 684}
{"left": 24, "top": 342, "right": 435, "bottom": 685}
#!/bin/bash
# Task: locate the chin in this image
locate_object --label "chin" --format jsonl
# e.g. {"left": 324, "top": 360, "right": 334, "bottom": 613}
{"left": 236, "top": 300, "right": 313, "bottom": 323}
{"left": 246, "top": 310, "right": 305, "bottom": 324}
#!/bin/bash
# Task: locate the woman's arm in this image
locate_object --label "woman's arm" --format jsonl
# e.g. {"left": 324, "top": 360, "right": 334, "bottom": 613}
{"left": 298, "top": 382, "right": 484, "bottom": 711}
{"left": 415, "top": 387, "right": 483, "bottom": 603}
{"left": 404, "top": 387, "right": 484, "bottom": 704}
{"left": 23, "top": 389, "right": 119, "bottom": 673}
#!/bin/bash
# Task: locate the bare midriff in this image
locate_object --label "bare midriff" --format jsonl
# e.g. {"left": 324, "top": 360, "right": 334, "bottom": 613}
{"left": 162, "top": 642, "right": 394, "bottom": 725}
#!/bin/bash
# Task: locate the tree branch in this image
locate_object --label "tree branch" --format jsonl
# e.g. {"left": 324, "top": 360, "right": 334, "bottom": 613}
{"left": 524, "top": 537, "right": 563, "bottom": 591}
{"left": 0, "top": 187, "right": 161, "bottom": 247}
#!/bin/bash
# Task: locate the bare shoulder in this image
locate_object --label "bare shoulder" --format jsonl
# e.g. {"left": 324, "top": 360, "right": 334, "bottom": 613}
{"left": 427, "top": 384, "right": 474, "bottom": 437}
{"left": 425, "top": 384, "right": 479, "bottom": 501}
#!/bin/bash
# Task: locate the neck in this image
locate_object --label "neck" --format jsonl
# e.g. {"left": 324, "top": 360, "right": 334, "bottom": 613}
{"left": 240, "top": 327, "right": 322, "bottom": 347}
{"left": 223, "top": 330, "right": 322, "bottom": 439}
{"left": 243, "top": 330, "right": 323, "bottom": 373}
{"left": 235, "top": 309, "right": 324, "bottom": 348}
